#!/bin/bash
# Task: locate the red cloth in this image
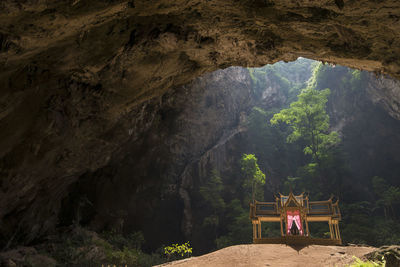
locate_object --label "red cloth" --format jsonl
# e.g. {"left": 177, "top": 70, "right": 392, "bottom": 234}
{"left": 286, "top": 210, "right": 303, "bottom": 235}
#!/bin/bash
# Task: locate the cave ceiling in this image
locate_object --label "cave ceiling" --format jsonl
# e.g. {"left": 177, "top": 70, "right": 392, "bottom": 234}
{"left": 1, "top": 0, "right": 400, "bottom": 244}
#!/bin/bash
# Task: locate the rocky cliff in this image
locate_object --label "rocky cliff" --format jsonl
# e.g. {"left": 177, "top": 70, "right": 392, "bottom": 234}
{"left": 58, "top": 67, "right": 257, "bottom": 250}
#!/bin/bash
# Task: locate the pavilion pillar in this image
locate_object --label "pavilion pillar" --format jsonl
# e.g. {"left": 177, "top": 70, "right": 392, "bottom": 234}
{"left": 336, "top": 222, "right": 342, "bottom": 242}
{"left": 280, "top": 217, "right": 284, "bottom": 236}
{"left": 334, "top": 221, "right": 341, "bottom": 240}
{"left": 305, "top": 218, "right": 310, "bottom": 237}
{"left": 252, "top": 223, "right": 256, "bottom": 241}
{"left": 258, "top": 222, "right": 262, "bottom": 239}
{"left": 333, "top": 222, "right": 338, "bottom": 240}
{"left": 329, "top": 220, "right": 334, "bottom": 239}
{"left": 333, "top": 223, "right": 337, "bottom": 239}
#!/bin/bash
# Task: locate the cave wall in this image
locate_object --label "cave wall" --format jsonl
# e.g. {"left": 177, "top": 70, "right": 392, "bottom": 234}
{"left": 58, "top": 64, "right": 292, "bottom": 252}
{"left": 367, "top": 75, "right": 400, "bottom": 121}
{"left": 59, "top": 67, "right": 256, "bottom": 250}
{"left": 2, "top": 0, "right": 400, "bottom": 246}
{"left": 326, "top": 70, "right": 400, "bottom": 192}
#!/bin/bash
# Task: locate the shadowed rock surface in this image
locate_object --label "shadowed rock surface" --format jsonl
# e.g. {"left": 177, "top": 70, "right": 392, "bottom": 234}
{"left": 2, "top": 0, "right": 400, "bottom": 248}
{"left": 366, "top": 245, "right": 400, "bottom": 267}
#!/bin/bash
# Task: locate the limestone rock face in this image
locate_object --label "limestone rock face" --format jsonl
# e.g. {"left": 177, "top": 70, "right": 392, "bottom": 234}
{"left": 367, "top": 75, "right": 400, "bottom": 121}
{"left": 58, "top": 67, "right": 257, "bottom": 250}
{"left": 1, "top": 0, "right": 400, "bottom": 246}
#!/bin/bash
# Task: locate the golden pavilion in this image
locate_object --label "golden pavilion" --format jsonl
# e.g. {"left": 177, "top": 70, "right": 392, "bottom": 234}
{"left": 249, "top": 192, "right": 341, "bottom": 245}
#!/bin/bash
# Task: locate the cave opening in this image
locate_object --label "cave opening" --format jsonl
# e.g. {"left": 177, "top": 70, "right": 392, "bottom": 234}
{"left": 2, "top": 56, "right": 400, "bottom": 265}
{"left": 172, "top": 58, "right": 400, "bottom": 255}
{"left": 55, "top": 57, "right": 400, "bottom": 260}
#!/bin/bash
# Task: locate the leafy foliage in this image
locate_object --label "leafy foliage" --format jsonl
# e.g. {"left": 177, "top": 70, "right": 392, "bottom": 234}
{"left": 248, "top": 58, "right": 315, "bottom": 100}
{"left": 164, "top": 242, "right": 193, "bottom": 260}
{"left": 241, "top": 154, "right": 266, "bottom": 202}
{"left": 41, "top": 227, "right": 165, "bottom": 267}
{"left": 97, "top": 229, "right": 165, "bottom": 266}
{"left": 372, "top": 176, "right": 400, "bottom": 219}
{"left": 199, "top": 170, "right": 226, "bottom": 243}
{"left": 200, "top": 170, "right": 226, "bottom": 215}
{"left": 187, "top": 59, "right": 400, "bottom": 253}
{"left": 248, "top": 61, "right": 400, "bottom": 247}
{"left": 101, "top": 229, "right": 144, "bottom": 250}
{"left": 270, "top": 88, "right": 340, "bottom": 162}
{"left": 215, "top": 199, "right": 253, "bottom": 249}
{"left": 346, "top": 256, "right": 385, "bottom": 267}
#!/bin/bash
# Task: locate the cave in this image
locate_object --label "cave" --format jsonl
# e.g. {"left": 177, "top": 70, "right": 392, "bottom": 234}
{"left": 1, "top": 0, "right": 400, "bottom": 266}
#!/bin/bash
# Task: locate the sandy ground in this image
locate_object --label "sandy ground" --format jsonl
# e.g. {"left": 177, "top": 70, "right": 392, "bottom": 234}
{"left": 156, "top": 244, "right": 376, "bottom": 267}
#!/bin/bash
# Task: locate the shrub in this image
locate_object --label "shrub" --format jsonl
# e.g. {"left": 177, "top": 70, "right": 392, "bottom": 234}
{"left": 164, "top": 242, "right": 193, "bottom": 261}
{"left": 346, "top": 256, "right": 385, "bottom": 267}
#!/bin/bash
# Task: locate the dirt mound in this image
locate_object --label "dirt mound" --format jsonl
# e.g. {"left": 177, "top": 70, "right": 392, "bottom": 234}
{"left": 157, "top": 244, "right": 376, "bottom": 267}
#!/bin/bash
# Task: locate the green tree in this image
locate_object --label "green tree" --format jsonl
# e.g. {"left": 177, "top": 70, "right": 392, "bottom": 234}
{"left": 215, "top": 199, "right": 252, "bottom": 249}
{"left": 240, "top": 154, "right": 266, "bottom": 203}
{"left": 270, "top": 88, "right": 339, "bottom": 164}
{"left": 199, "top": 170, "right": 226, "bottom": 239}
{"left": 372, "top": 176, "right": 400, "bottom": 219}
